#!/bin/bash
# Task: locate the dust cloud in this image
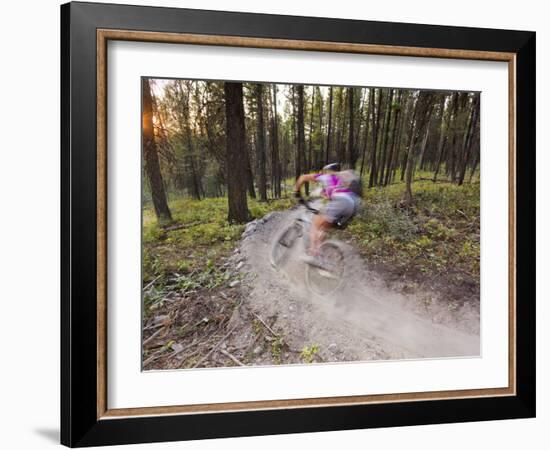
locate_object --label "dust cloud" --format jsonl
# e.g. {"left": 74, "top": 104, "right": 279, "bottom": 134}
{"left": 238, "top": 210, "right": 480, "bottom": 362}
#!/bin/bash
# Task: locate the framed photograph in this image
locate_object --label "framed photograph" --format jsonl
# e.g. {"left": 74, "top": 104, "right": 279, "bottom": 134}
{"left": 61, "top": 1, "right": 535, "bottom": 447}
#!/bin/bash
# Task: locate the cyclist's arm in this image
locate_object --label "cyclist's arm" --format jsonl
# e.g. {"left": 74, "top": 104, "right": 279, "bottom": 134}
{"left": 294, "top": 174, "right": 317, "bottom": 194}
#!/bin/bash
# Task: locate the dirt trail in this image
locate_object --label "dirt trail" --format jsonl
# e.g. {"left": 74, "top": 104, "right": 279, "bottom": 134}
{"left": 236, "top": 209, "right": 480, "bottom": 363}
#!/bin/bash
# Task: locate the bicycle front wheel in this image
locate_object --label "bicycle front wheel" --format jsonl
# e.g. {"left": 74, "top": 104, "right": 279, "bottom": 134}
{"left": 269, "top": 222, "right": 302, "bottom": 268}
{"left": 305, "top": 240, "right": 345, "bottom": 296}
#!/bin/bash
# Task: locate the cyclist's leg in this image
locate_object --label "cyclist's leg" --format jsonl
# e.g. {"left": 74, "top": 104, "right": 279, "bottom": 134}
{"left": 309, "top": 214, "right": 331, "bottom": 255}
{"left": 311, "top": 196, "right": 355, "bottom": 251}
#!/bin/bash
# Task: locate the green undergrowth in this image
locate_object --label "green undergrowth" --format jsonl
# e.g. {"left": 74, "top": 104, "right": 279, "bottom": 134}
{"left": 342, "top": 178, "right": 480, "bottom": 298}
{"left": 143, "top": 176, "right": 480, "bottom": 307}
{"left": 142, "top": 196, "right": 293, "bottom": 286}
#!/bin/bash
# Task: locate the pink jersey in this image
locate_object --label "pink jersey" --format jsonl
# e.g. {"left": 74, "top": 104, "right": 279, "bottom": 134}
{"left": 314, "top": 173, "right": 352, "bottom": 199}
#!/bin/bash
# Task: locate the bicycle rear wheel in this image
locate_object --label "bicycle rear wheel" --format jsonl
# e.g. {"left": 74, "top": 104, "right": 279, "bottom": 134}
{"left": 269, "top": 222, "right": 302, "bottom": 268}
{"left": 305, "top": 240, "right": 345, "bottom": 296}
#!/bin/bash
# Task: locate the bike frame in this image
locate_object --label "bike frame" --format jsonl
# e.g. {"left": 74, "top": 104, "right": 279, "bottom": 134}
{"left": 293, "top": 200, "right": 322, "bottom": 253}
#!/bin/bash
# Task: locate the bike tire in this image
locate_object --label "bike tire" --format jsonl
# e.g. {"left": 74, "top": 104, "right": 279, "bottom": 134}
{"left": 305, "top": 240, "right": 346, "bottom": 296}
{"left": 269, "top": 222, "right": 301, "bottom": 268}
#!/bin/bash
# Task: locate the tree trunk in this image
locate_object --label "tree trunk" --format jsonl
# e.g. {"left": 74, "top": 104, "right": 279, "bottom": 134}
{"left": 255, "top": 84, "right": 268, "bottom": 201}
{"left": 384, "top": 90, "right": 401, "bottom": 186}
{"left": 271, "top": 85, "right": 281, "bottom": 198}
{"left": 142, "top": 79, "right": 172, "bottom": 223}
{"left": 417, "top": 125, "right": 430, "bottom": 177}
{"left": 325, "top": 87, "right": 333, "bottom": 165}
{"left": 469, "top": 151, "right": 479, "bottom": 183}
{"left": 224, "top": 82, "right": 250, "bottom": 223}
{"left": 292, "top": 86, "right": 300, "bottom": 180}
{"left": 173, "top": 81, "right": 203, "bottom": 200}
{"left": 337, "top": 88, "right": 348, "bottom": 165}
{"left": 402, "top": 99, "right": 419, "bottom": 205}
{"left": 402, "top": 93, "right": 433, "bottom": 206}
{"left": 354, "top": 89, "right": 366, "bottom": 158}
{"left": 418, "top": 98, "right": 438, "bottom": 172}
{"left": 392, "top": 92, "right": 410, "bottom": 183}
{"left": 317, "top": 86, "right": 324, "bottom": 171}
{"left": 378, "top": 89, "right": 394, "bottom": 186}
{"left": 433, "top": 96, "right": 449, "bottom": 182}
{"left": 359, "top": 89, "right": 372, "bottom": 178}
{"left": 447, "top": 92, "right": 461, "bottom": 183}
{"left": 399, "top": 96, "right": 414, "bottom": 182}
{"left": 245, "top": 140, "right": 256, "bottom": 199}
{"left": 458, "top": 96, "right": 479, "bottom": 185}
{"left": 347, "top": 88, "right": 356, "bottom": 168}
{"left": 186, "top": 154, "right": 202, "bottom": 200}
{"left": 296, "top": 85, "right": 307, "bottom": 193}
{"left": 183, "top": 93, "right": 202, "bottom": 200}
{"left": 369, "top": 89, "right": 383, "bottom": 188}
{"left": 307, "top": 87, "right": 315, "bottom": 174}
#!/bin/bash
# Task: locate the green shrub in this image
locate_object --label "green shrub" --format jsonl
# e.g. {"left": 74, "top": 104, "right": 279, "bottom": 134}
{"left": 356, "top": 200, "right": 418, "bottom": 243}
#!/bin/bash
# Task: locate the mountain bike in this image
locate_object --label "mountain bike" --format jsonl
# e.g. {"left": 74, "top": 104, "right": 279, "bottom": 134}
{"left": 269, "top": 197, "right": 348, "bottom": 296}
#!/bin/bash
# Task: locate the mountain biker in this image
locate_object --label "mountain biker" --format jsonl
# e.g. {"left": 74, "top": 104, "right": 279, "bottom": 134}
{"left": 293, "top": 163, "right": 361, "bottom": 262}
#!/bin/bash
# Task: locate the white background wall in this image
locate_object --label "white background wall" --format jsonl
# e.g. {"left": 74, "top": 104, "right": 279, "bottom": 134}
{"left": 0, "top": 0, "right": 545, "bottom": 448}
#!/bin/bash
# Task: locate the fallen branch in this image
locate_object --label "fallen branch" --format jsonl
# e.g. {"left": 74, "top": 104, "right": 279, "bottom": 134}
{"left": 177, "top": 348, "right": 201, "bottom": 368}
{"left": 143, "top": 327, "right": 164, "bottom": 347}
{"left": 143, "top": 344, "right": 170, "bottom": 367}
{"left": 143, "top": 321, "right": 166, "bottom": 332}
{"left": 192, "top": 325, "right": 238, "bottom": 368}
{"left": 168, "top": 325, "right": 221, "bottom": 363}
{"left": 162, "top": 221, "right": 202, "bottom": 232}
{"left": 416, "top": 177, "right": 452, "bottom": 183}
{"left": 165, "top": 339, "right": 199, "bottom": 361}
{"left": 220, "top": 349, "right": 245, "bottom": 366}
{"left": 244, "top": 326, "right": 264, "bottom": 355}
{"left": 142, "top": 275, "right": 162, "bottom": 292}
{"left": 251, "top": 311, "right": 279, "bottom": 337}
{"left": 455, "top": 209, "right": 469, "bottom": 220}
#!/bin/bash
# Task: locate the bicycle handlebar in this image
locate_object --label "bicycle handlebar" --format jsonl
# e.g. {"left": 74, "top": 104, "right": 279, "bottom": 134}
{"left": 296, "top": 195, "right": 319, "bottom": 214}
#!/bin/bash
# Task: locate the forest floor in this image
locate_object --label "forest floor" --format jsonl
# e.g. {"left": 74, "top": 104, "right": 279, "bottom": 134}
{"left": 142, "top": 179, "right": 480, "bottom": 369}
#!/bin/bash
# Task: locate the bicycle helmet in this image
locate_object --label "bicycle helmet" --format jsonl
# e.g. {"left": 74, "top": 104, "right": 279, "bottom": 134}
{"left": 322, "top": 162, "right": 341, "bottom": 172}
